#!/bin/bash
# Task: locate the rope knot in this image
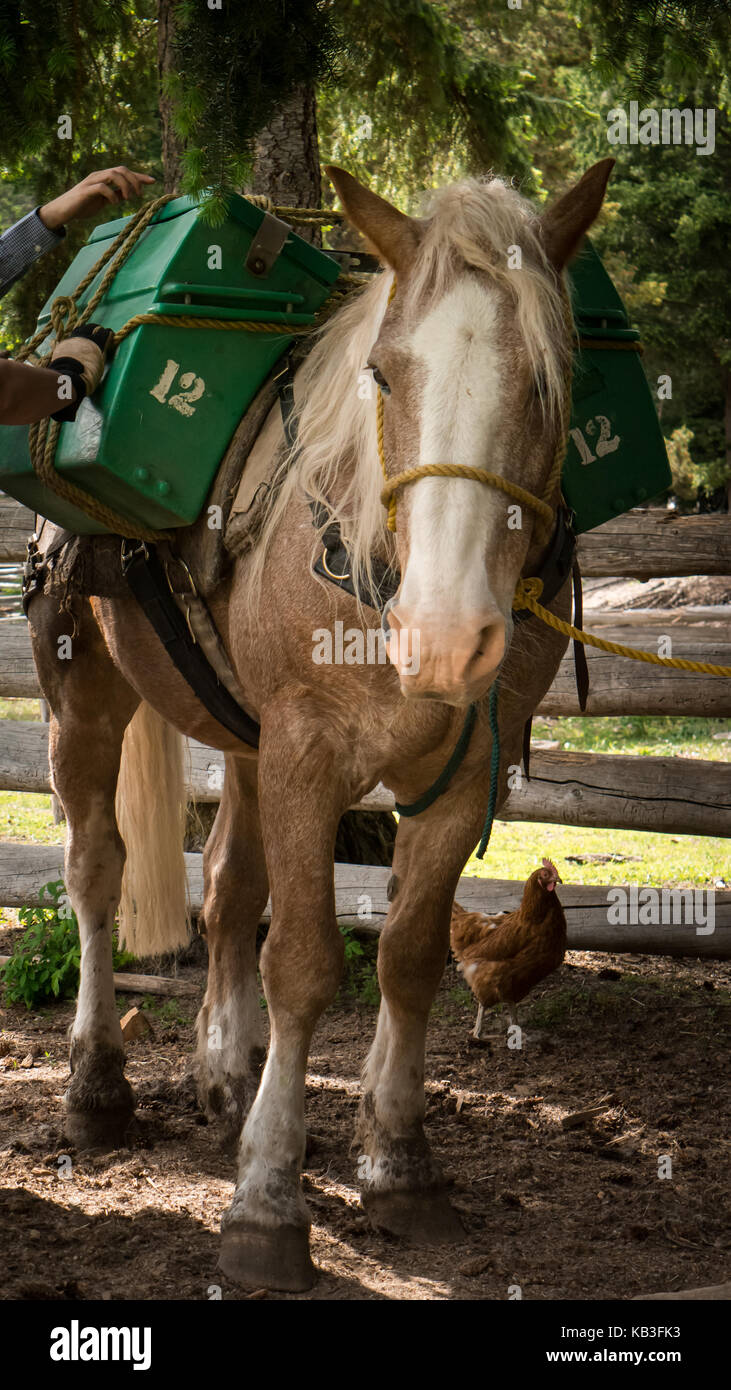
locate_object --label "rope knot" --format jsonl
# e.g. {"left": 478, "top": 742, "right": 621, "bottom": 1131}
{"left": 49, "top": 295, "right": 77, "bottom": 343}
{"left": 514, "top": 576, "right": 544, "bottom": 607}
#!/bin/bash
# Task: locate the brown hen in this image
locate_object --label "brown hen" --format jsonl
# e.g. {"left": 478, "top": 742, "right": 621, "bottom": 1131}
{"left": 450, "top": 859, "right": 567, "bottom": 1037}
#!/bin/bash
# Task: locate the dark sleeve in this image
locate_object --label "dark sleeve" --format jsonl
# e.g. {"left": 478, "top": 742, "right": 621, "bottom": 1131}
{"left": 0, "top": 208, "right": 66, "bottom": 298}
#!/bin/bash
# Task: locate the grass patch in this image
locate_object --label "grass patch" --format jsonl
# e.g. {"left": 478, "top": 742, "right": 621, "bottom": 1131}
{"left": 0, "top": 790, "right": 65, "bottom": 847}
{"left": 532, "top": 714, "right": 730, "bottom": 761}
{"left": 0, "top": 697, "right": 43, "bottom": 723}
{"left": 465, "top": 715, "right": 729, "bottom": 890}
{"left": 468, "top": 819, "right": 728, "bottom": 889}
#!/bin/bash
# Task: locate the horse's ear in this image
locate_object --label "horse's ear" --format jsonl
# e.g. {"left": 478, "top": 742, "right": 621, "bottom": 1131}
{"left": 539, "top": 158, "right": 615, "bottom": 270}
{"left": 324, "top": 166, "right": 421, "bottom": 274}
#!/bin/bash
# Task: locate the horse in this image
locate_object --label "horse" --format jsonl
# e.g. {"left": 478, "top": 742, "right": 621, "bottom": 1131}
{"left": 26, "top": 157, "right": 614, "bottom": 1291}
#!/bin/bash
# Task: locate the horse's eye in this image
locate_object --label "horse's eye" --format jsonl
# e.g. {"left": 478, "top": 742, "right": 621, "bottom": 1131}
{"left": 369, "top": 364, "right": 391, "bottom": 394}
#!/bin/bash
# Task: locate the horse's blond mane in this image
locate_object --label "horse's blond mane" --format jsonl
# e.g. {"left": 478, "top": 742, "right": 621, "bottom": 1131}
{"left": 245, "top": 175, "right": 571, "bottom": 614}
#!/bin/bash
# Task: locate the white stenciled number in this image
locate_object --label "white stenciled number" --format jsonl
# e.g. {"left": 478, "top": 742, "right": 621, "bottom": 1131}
{"left": 150, "top": 359, "right": 206, "bottom": 417}
{"left": 149, "top": 358, "right": 178, "bottom": 404}
{"left": 594, "top": 414, "right": 620, "bottom": 457}
{"left": 168, "top": 371, "right": 206, "bottom": 417}
{"left": 570, "top": 414, "right": 621, "bottom": 466}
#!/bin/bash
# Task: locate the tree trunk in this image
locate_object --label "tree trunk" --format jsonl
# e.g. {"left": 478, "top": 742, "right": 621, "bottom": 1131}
{"left": 725, "top": 368, "right": 731, "bottom": 513}
{"left": 248, "top": 84, "right": 322, "bottom": 245}
{"left": 157, "top": 0, "right": 185, "bottom": 194}
{"left": 250, "top": 86, "right": 394, "bottom": 865}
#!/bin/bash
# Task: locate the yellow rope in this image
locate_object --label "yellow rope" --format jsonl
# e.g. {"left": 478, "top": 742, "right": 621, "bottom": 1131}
{"left": 513, "top": 577, "right": 731, "bottom": 677}
{"left": 113, "top": 312, "right": 321, "bottom": 343}
{"left": 245, "top": 194, "right": 345, "bottom": 226}
{"left": 380, "top": 464, "right": 555, "bottom": 530}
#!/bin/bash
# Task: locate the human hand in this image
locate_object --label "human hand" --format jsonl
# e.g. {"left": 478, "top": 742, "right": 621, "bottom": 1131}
{"left": 39, "top": 167, "right": 155, "bottom": 230}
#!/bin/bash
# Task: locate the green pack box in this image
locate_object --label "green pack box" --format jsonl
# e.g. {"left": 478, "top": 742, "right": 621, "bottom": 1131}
{"left": 0, "top": 194, "right": 340, "bottom": 532}
{"left": 563, "top": 240, "right": 671, "bottom": 533}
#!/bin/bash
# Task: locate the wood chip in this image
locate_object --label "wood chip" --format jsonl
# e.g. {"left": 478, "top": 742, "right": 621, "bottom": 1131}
{"left": 561, "top": 1093, "right": 617, "bottom": 1131}
{"left": 120, "top": 1007, "right": 154, "bottom": 1043}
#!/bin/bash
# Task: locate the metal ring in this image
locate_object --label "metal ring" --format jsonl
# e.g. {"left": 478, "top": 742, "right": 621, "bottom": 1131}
{"left": 321, "top": 548, "right": 350, "bottom": 582}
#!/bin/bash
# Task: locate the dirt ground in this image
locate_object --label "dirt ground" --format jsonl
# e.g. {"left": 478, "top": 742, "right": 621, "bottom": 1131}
{"left": 0, "top": 933, "right": 729, "bottom": 1302}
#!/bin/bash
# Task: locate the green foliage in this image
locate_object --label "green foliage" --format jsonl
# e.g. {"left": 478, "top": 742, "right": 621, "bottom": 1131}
{"left": 586, "top": 73, "right": 731, "bottom": 478}
{"left": 665, "top": 424, "right": 727, "bottom": 504}
{"left": 340, "top": 926, "right": 380, "bottom": 1005}
{"left": 167, "top": 0, "right": 342, "bottom": 216}
{"left": 582, "top": 0, "right": 731, "bottom": 99}
{"left": 1, "top": 880, "right": 133, "bottom": 1010}
{"left": 138, "top": 995, "right": 188, "bottom": 1025}
{"left": 319, "top": 0, "right": 593, "bottom": 205}
{"left": 0, "top": 0, "right": 158, "bottom": 345}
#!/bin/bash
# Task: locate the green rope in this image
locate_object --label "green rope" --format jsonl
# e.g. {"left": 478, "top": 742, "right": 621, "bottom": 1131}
{"left": 393, "top": 678, "right": 501, "bottom": 853}
{"left": 395, "top": 701, "right": 477, "bottom": 817}
{"left": 476, "top": 681, "right": 500, "bottom": 860}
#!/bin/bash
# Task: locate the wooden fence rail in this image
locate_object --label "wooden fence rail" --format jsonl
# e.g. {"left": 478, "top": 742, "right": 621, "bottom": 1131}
{"left": 1, "top": 718, "right": 728, "bottom": 836}
{"left": 0, "top": 843, "right": 728, "bottom": 958}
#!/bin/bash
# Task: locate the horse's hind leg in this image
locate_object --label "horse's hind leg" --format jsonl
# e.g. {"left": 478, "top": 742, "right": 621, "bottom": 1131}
{"left": 28, "top": 594, "right": 139, "bottom": 1149}
{"left": 196, "top": 754, "right": 268, "bottom": 1145}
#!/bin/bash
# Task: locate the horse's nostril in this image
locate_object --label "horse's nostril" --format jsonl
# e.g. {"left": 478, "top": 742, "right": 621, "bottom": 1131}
{"left": 469, "top": 622, "right": 505, "bottom": 671}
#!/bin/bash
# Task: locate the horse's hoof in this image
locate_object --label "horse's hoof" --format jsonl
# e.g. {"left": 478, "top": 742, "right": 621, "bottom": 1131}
{"left": 64, "top": 1105, "right": 135, "bottom": 1152}
{"left": 219, "top": 1219, "right": 316, "bottom": 1293}
{"left": 363, "top": 1188, "right": 464, "bottom": 1244}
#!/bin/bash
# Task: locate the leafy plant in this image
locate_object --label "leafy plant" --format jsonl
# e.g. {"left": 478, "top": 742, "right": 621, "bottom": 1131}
{"left": 340, "top": 926, "right": 381, "bottom": 1005}
{"left": 0, "top": 880, "right": 133, "bottom": 1010}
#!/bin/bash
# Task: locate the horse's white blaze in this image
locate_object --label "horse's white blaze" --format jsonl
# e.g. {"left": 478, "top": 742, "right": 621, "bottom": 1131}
{"left": 399, "top": 278, "right": 510, "bottom": 624}
{"left": 386, "top": 279, "right": 516, "bottom": 699}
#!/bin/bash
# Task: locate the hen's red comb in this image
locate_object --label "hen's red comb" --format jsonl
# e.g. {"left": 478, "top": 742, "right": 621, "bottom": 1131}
{"left": 541, "top": 857, "right": 558, "bottom": 876}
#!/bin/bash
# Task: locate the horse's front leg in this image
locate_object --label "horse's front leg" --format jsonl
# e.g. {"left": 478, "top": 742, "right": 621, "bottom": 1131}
{"left": 219, "top": 705, "right": 346, "bottom": 1292}
{"left": 357, "top": 787, "right": 485, "bottom": 1242}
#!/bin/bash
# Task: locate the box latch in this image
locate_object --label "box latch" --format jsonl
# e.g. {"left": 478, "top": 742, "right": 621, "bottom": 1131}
{"left": 245, "top": 212, "right": 291, "bottom": 277}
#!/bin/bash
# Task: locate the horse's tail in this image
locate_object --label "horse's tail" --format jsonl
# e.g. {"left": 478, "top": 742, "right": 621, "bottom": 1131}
{"left": 115, "top": 702, "right": 191, "bottom": 956}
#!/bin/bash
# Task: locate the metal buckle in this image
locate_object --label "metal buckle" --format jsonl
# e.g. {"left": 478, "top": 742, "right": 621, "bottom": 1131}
{"left": 321, "top": 547, "right": 351, "bottom": 582}
{"left": 163, "top": 554, "right": 198, "bottom": 599}
{"left": 120, "top": 539, "right": 148, "bottom": 575}
{"left": 161, "top": 555, "right": 198, "bottom": 643}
